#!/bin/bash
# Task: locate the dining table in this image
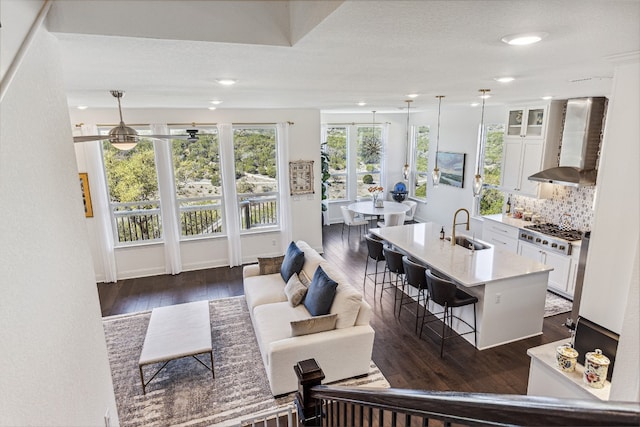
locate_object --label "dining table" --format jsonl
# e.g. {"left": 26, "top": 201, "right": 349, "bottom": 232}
{"left": 347, "top": 200, "right": 410, "bottom": 223}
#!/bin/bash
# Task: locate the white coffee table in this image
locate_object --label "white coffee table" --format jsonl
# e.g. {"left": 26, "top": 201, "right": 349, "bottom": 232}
{"left": 138, "top": 300, "right": 214, "bottom": 394}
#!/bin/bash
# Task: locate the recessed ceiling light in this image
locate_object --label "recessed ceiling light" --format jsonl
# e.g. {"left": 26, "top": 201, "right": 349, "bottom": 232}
{"left": 541, "top": 96, "right": 553, "bottom": 100}
{"left": 208, "top": 106, "right": 217, "bottom": 110}
{"left": 494, "top": 77, "right": 515, "bottom": 83}
{"left": 357, "top": 101, "right": 367, "bottom": 106}
{"left": 210, "top": 100, "right": 223, "bottom": 105}
{"left": 216, "top": 79, "right": 237, "bottom": 86}
{"left": 470, "top": 102, "right": 480, "bottom": 107}
{"left": 479, "top": 93, "right": 491, "bottom": 99}
{"left": 501, "top": 32, "right": 548, "bottom": 46}
{"left": 77, "top": 105, "right": 88, "bottom": 110}
{"left": 406, "top": 93, "right": 419, "bottom": 98}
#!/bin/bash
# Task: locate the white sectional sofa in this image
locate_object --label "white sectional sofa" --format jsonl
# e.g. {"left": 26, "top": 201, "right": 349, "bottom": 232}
{"left": 243, "top": 240, "right": 375, "bottom": 396}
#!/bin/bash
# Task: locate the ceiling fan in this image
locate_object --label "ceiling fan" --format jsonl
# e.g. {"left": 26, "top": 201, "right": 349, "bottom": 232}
{"left": 73, "top": 90, "right": 199, "bottom": 150}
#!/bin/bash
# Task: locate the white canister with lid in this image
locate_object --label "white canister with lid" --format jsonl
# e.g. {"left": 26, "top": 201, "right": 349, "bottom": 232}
{"left": 556, "top": 344, "right": 579, "bottom": 372}
{"left": 583, "top": 349, "right": 610, "bottom": 388}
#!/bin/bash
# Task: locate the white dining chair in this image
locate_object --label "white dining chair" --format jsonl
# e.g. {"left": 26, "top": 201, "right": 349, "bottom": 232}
{"left": 377, "top": 211, "right": 406, "bottom": 228}
{"left": 402, "top": 200, "right": 418, "bottom": 223}
{"left": 341, "top": 206, "right": 369, "bottom": 240}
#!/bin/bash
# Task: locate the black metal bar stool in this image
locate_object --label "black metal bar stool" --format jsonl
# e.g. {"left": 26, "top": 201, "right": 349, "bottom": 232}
{"left": 421, "top": 269, "right": 478, "bottom": 357}
{"left": 381, "top": 245, "right": 405, "bottom": 308}
{"left": 363, "top": 234, "right": 385, "bottom": 295}
{"left": 400, "top": 256, "right": 430, "bottom": 332}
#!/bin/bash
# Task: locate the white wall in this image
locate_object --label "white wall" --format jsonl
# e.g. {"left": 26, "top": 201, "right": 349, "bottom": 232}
{"left": 581, "top": 54, "right": 639, "bottom": 401}
{"left": 0, "top": 27, "right": 119, "bottom": 427}
{"left": 322, "top": 104, "right": 506, "bottom": 236}
{"left": 70, "top": 108, "right": 322, "bottom": 281}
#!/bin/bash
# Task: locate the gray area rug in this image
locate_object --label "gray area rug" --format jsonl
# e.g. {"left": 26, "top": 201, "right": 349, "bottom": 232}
{"left": 103, "top": 296, "right": 389, "bottom": 427}
{"left": 544, "top": 291, "right": 573, "bottom": 317}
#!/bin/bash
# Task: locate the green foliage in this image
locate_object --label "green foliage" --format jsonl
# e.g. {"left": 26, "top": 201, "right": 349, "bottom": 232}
{"left": 103, "top": 139, "right": 159, "bottom": 203}
{"left": 415, "top": 182, "right": 427, "bottom": 198}
{"left": 480, "top": 187, "right": 505, "bottom": 215}
{"left": 362, "top": 174, "right": 374, "bottom": 184}
{"left": 325, "top": 127, "right": 347, "bottom": 172}
{"left": 320, "top": 147, "right": 330, "bottom": 212}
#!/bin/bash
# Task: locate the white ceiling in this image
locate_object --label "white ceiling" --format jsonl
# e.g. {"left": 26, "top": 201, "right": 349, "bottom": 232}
{"left": 48, "top": 0, "right": 640, "bottom": 113}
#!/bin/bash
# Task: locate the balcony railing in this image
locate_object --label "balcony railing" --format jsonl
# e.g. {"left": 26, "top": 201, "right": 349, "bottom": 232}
{"left": 113, "top": 202, "right": 162, "bottom": 243}
{"left": 239, "top": 194, "right": 278, "bottom": 231}
{"left": 111, "top": 195, "right": 278, "bottom": 243}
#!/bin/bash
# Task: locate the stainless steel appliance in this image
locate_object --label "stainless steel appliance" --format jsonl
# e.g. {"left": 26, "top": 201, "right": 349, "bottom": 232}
{"left": 518, "top": 223, "right": 582, "bottom": 255}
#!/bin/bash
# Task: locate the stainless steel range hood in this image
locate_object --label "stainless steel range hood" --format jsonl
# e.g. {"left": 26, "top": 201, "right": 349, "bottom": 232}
{"left": 529, "top": 97, "right": 607, "bottom": 187}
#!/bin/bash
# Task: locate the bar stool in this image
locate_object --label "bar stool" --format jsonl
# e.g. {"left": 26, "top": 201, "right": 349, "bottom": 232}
{"left": 381, "top": 245, "right": 405, "bottom": 308}
{"left": 421, "top": 269, "right": 478, "bottom": 358}
{"left": 400, "top": 256, "right": 430, "bottom": 332}
{"left": 363, "top": 234, "right": 385, "bottom": 294}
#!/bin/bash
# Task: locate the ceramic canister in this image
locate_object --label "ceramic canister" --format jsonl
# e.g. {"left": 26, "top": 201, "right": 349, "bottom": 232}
{"left": 583, "top": 349, "right": 611, "bottom": 389}
{"left": 556, "top": 344, "right": 579, "bottom": 373}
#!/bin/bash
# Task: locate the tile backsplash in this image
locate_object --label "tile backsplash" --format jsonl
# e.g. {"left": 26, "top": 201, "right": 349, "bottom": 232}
{"left": 511, "top": 186, "right": 595, "bottom": 231}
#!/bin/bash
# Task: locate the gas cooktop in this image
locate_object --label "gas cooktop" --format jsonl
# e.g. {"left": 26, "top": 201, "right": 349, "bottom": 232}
{"left": 523, "top": 223, "right": 583, "bottom": 241}
{"left": 519, "top": 223, "right": 584, "bottom": 255}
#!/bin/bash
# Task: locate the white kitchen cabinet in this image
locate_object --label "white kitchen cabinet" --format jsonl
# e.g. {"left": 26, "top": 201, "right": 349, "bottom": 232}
{"left": 483, "top": 220, "right": 519, "bottom": 253}
{"left": 501, "top": 102, "right": 565, "bottom": 198}
{"left": 518, "top": 241, "right": 572, "bottom": 296}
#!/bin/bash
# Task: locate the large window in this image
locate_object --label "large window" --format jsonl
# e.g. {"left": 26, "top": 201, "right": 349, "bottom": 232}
{"left": 233, "top": 126, "right": 279, "bottom": 231}
{"left": 170, "top": 126, "right": 223, "bottom": 238}
{"left": 356, "top": 125, "right": 382, "bottom": 198}
{"left": 323, "top": 126, "right": 348, "bottom": 200}
{"left": 411, "top": 126, "right": 430, "bottom": 200}
{"left": 322, "top": 124, "right": 384, "bottom": 202}
{"left": 477, "top": 124, "right": 506, "bottom": 215}
{"left": 101, "top": 128, "right": 162, "bottom": 243}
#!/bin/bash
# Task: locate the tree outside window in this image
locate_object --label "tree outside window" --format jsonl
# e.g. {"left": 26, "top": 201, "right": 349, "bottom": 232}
{"left": 233, "top": 126, "right": 279, "bottom": 231}
{"left": 412, "top": 126, "right": 430, "bottom": 200}
{"left": 356, "top": 125, "right": 382, "bottom": 197}
{"left": 478, "top": 124, "right": 505, "bottom": 215}
{"left": 324, "top": 126, "right": 347, "bottom": 200}
{"left": 170, "top": 127, "right": 223, "bottom": 238}
{"left": 101, "top": 129, "right": 162, "bottom": 243}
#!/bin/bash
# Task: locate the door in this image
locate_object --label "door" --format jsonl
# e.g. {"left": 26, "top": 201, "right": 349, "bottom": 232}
{"left": 519, "top": 142, "right": 544, "bottom": 196}
{"left": 501, "top": 141, "right": 523, "bottom": 191}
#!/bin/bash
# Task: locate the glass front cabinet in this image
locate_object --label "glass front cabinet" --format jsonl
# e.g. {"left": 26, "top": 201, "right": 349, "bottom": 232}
{"left": 506, "top": 107, "right": 546, "bottom": 139}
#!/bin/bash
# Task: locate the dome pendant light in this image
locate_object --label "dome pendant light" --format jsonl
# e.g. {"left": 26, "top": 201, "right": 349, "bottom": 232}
{"left": 403, "top": 100, "right": 413, "bottom": 181}
{"left": 432, "top": 96, "right": 444, "bottom": 187}
{"left": 473, "top": 89, "right": 491, "bottom": 197}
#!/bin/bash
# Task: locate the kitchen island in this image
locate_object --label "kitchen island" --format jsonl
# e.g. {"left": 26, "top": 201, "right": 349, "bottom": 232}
{"left": 370, "top": 222, "right": 552, "bottom": 350}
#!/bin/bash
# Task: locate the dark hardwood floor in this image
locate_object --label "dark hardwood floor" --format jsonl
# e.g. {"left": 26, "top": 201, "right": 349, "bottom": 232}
{"left": 98, "top": 223, "right": 571, "bottom": 395}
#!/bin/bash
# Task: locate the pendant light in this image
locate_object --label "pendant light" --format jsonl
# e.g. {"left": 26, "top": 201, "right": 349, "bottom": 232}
{"left": 403, "top": 100, "right": 413, "bottom": 181}
{"left": 432, "top": 96, "right": 445, "bottom": 187}
{"left": 473, "top": 89, "right": 491, "bottom": 196}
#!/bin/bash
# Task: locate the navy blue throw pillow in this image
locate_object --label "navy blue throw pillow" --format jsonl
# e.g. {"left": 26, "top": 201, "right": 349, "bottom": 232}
{"left": 304, "top": 266, "right": 338, "bottom": 316}
{"left": 280, "top": 241, "right": 305, "bottom": 282}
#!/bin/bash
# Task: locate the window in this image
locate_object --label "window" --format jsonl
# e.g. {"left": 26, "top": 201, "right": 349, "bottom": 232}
{"left": 356, "top": 125, "right": 382, "bottom": 197}
{"left": 170, "top": 126, "right": 223, "bottom": 238}
{"left": 411, "top": 125, "right": 430, "bottom": 200}
{"left": 321, "top": 124, "right": 385, "bottom": 202}
{"left": 477, "top": 123, "right": 506, "bottom": 215}
{"left": 101, "top": 128, "right": 162, "bottom": 244}
{"left": 233, "top": 126, "right": 279, "bottom": 231}
{"left": 323, "top": 126, "right": 347, "bottom": 200}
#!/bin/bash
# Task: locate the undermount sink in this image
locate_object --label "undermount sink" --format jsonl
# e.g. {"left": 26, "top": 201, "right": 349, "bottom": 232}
{"left": 446, "top": 235, "right": 491, "bottom": 251}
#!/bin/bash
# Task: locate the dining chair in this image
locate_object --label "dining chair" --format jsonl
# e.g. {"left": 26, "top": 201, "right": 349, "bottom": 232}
{"left": 402, "top": 200, "right": 418, "bottom": 223}
{"left": 422, "top": 269, "right": 478, "bottom": 358}
{"left": 341, "top": 206, "right": 368, "bottom": 241}
{"left": 377, "top": 211, "right": 406, "bottom": 228}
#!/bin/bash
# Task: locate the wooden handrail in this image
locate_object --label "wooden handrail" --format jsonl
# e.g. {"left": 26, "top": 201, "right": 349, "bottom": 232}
{"left": 294, "top": 360, "right": 639, "bottom": 427}
{"left": 307, "top": 385, "right": 640, "bottom": 426}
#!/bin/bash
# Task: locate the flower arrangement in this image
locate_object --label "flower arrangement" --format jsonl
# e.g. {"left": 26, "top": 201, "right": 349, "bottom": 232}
{"left": 367, "top": 186, "right": 383, "bottom": 195}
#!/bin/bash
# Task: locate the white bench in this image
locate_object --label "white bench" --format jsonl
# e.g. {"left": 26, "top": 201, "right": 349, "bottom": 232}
{"left": 138, "top": 300, "right": 214, "bottom": 394}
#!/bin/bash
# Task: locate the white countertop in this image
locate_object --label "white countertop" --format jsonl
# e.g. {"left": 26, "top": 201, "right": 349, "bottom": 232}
{"left": 483, "top": 213, "right": 530, "bottom": 229}
{"left": 527, "top": 339, "right": 611, "bottom": 401}
{"left": 370, "top": 222, "right": 552, "bottom": 287}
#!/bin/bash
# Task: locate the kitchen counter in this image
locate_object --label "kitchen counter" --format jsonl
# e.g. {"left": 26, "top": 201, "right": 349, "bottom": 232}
{"left": 370, "top": 222, "right": 552, "bottom": 349}
{"left": 483, "top": 213, "right": 530, "bottom": 229}
{"left": 527, "top": 340, "right": 611, "bottom": 401}
{"left": 370, "top": 222, "right": 552, "bottom": 287}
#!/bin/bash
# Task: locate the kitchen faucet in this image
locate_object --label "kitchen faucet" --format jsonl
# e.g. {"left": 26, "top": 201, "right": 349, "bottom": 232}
{"left": 451, "top": 208, "right": 470, "bottom": 246}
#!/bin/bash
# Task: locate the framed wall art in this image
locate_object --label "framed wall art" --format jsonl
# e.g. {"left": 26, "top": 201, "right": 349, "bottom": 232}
{"left": 79, "top": 172, "right": 94, "bottom": 217}
{"left": 436, "top": 152, "right": 466, "bottom": 188}
{"left": 289, "top": 160, "right": 314, "bottom": 195}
